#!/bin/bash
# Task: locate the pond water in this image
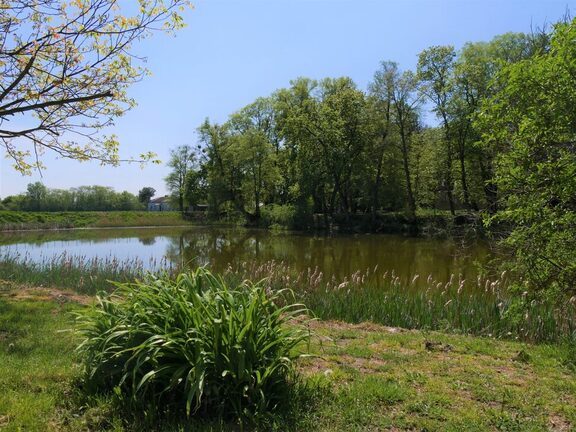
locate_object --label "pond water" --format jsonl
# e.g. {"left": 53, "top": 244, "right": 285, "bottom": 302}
{"left": 1, "top": 226, "right": 494, "bottom": 290}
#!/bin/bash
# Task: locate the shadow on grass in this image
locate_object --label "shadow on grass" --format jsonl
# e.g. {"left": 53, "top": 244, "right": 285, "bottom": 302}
{"left": 62, "top": 374, "right": 330, "bottom": 432}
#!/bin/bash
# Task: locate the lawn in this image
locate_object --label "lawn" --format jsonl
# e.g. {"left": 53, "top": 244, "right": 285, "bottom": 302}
{"left": 0, "top": 211, "right": 193, "bottom": 231}
{"left": 0, "top": 283, "right": 574, "bottom": 431}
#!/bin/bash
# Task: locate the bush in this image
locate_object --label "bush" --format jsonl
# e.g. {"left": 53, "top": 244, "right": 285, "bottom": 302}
{"left": 75, "top": 268, "right": 310, "bottom": 423}
{"left": 261, "top": 204, "right": 296, "bottom": 229}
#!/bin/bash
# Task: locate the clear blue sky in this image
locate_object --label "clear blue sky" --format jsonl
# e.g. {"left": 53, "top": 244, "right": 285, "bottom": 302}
{"left": 1, "top": 0, "right": 572, "bottom": 197}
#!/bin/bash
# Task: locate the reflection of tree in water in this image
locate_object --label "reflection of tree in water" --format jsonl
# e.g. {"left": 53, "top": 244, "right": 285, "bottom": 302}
{"left": 138, "top": 236, "right": 156, "bottom": 246}
{"left": 162, "top": 228, "right": 491, "bottom": 290}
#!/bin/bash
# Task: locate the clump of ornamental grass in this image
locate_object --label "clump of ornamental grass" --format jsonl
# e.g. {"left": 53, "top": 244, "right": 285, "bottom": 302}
{"left": 75, "top": 267, "right": 311, "bottom": 424}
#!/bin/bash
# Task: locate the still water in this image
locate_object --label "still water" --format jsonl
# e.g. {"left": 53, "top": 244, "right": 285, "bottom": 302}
{"left": 1, "top": 226, "right": 493, "bottom": 289}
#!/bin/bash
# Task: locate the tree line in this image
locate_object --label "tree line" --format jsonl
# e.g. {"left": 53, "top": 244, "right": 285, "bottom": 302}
{"left": 1, "top": 183, "right": 157, "bottom": 212}
{"left": 170, "top": 29, "right": 548, "bottom": 228}
{"left": 164, "top": 19, "right": 575, "bottom": 305}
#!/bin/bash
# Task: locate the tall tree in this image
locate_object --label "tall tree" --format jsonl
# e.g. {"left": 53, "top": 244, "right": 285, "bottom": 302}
{"left": 370, "top": 62, "right": 421, "bottom": 220}
{"left": 197, "top": 120, "right": 245, "bottom": 216}
{"left": 165, "top": 145, "right": 196, "bottom": 213}
{"left": 367, "top": 62, "right": 395, "bottom": 220}
{"left": 0, "top": 0, "right": 190, "bottom": 174}
{"left": 418, "top": 46, "right": 457, "bottom": 215}
{"left": 229, "top": 100, "right": 280, "bottom": 220}
{"left": 25, "top": 181, "right": 47, "bottom": 211}
{"left": 277, "top": 77, "right": 370, "bottom": 219}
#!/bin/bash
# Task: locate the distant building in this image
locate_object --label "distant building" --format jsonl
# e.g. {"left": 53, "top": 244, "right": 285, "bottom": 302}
{"left": 192, "top": 203, "right": 208, "bottom": 212}
{"left": 148, "top": 196, "right": 172, "bottom": 211}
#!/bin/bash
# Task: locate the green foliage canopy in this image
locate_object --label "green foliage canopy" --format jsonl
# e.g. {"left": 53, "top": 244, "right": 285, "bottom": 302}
{"left": 477, "top": 18, "right": 576, "bottom": 303}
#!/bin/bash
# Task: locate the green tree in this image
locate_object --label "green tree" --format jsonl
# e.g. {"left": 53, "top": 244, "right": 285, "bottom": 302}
{"left": 418, "top": 46, "right": 458, "bottom": 214}
{"left": 0, "top": 0, "right": 190, "bottom": 174}
{"left": 165, "top": 145, "right": 196, "bottom": 213}
{"left": 197, "top": 120, "right": 245, "bottom": 217}
{"left": 276, "top": 77, "right": 371, "bottom": 220}
{"left": 25, "top": 181, "right": 47, "bottom": 211}
{"left": 183, "top": 168, "right": 207, "bottom": 209}
{"left": 229, "top": 99, "right": 281, "bottom": 220}
{"left": 477, "top": 18, "right": 576, "bottom": 303}
{"left": 371, "top": 62, "right": 421, "bottom": 220}
{"left": 138, "top": 187, "right": 156, "bottom": 205}
{"left": 367, "top": 62, "right": 395, "bottom": 220}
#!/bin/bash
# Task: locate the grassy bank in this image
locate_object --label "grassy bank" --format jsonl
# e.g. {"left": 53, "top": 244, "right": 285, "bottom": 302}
{"left": 0, "top": 211, "right": 193, "bottom": 231}
{"left": 2, "top": 256, "right": 575, "bottom": 343}
{"left": 0, "top": 286, "right": 574, "bottom": 431}
{"left": 0, "top": 209, "right": 488, "bottom": 238}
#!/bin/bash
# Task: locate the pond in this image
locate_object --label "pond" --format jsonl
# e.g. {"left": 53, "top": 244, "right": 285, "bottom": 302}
{"left": 1, "top": 226, "right": 494, "bottom": 291}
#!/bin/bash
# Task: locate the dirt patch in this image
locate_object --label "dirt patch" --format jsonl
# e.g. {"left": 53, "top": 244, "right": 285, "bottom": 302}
{"left": 342, "top": 354, "right": 387, "bottom": 373}
{"left": 298, "top": 357, "right": 335, "bottom": 376}
{"left": 307, "top": 318, "right": 405, "bottom": 335}
{"left": 299, "top": 351, "right": 389, "bottom": 375}
{"left": 549, "top": 414, "right": 572, "bottom": 431}
{"left": 1, "top": 286, "right": 93, "bottom": 306}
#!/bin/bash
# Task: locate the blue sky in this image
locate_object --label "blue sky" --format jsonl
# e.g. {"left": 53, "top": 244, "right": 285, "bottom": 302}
{"left": 1, "top": 0, "right": 573, "bottom": 197}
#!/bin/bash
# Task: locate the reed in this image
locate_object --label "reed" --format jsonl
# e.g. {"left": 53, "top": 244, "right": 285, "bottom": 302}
{"left": 0, "top": 251, "right": 175, "bottom": 294}
{"left": 75, "top": 268, "right": 310, "bottom": 424}
{"left": 223, "top": 260, "right": 576, "bottom": 343}
{"left": 1, "top": 251, "right": 574, "bottom": 342}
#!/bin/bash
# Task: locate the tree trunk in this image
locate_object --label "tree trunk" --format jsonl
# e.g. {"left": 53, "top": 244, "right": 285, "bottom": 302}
{"left": 371, "top": 150, "right": 385, "bottom": 224}
{"left": 441, "top": 115, "right": 456, "bottom": 216}
{"left": 400, "top": 132, "right": 416, "bottom": 221}
{"left": 479, "top": 155, "right": 498, "bottom": 214}
{"left": 457, "top": 129, "right": 472, "bottom": 210}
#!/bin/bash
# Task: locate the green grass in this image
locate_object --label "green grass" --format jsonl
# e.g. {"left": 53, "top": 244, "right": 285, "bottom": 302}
{"left": 2, "top": 255, "right": 575, "bottom": 342}
{"left": 0, "top": 295, "right": 79, "bottom": 431}
{"left": 0, "top": 211, "right": 192, "bottom": 231}
{"left": 298, "top": 321, "right": 576, "bottom": 431}
{"left": 0, "top": 285, "right": 574, "bottom": 431}
{"left": 76, "top": 269, "right": 310, "bottom": 424}
{"left": 225, "top": 261, "right": 576, "bottom": 343}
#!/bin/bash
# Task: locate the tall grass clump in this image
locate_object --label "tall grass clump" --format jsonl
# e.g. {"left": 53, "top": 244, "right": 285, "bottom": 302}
{"left": 75, "top": 267, "right": 311, "bottom": 424}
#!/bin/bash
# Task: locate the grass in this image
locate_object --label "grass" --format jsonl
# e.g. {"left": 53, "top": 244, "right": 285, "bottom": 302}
{"left": 224, "top": 261, "right": 576, "bottom": 343}
{"left": 76, "top": 269, "right": 310, "bottom": 424}
{"left": 299, "top": 321, "right": 576, "bottom": 431}
{"left": 0, "top": 283, "right": 574, "bottom": 431}
{"left": 0, "top": 211, "right": 192, "bottom": 231}
{"left": 0, "top": 252, "right": 173, "bottom": 294}
{"left": 1, "top": 255, "right": 575, "bottom": 342}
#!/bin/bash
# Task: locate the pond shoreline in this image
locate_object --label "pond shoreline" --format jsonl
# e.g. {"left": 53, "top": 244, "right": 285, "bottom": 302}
{"left": 0, "top": 209, "right": 492, "bottom": 239}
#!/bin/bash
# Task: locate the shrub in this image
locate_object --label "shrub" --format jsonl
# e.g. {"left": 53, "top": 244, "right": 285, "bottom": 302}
{"left": 75, "top": 268, "right": 310, "bottom": 422}
{"left": 261, "top": 204, "right": 297, "bottom": 229}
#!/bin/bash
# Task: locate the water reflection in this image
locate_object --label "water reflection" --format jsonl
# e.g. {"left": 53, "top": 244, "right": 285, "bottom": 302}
{"left": 1, "top": 226, "right": 492, "bottom": 290}
{"left": 170, "top": 229, "right": 491, "bottom": 287}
